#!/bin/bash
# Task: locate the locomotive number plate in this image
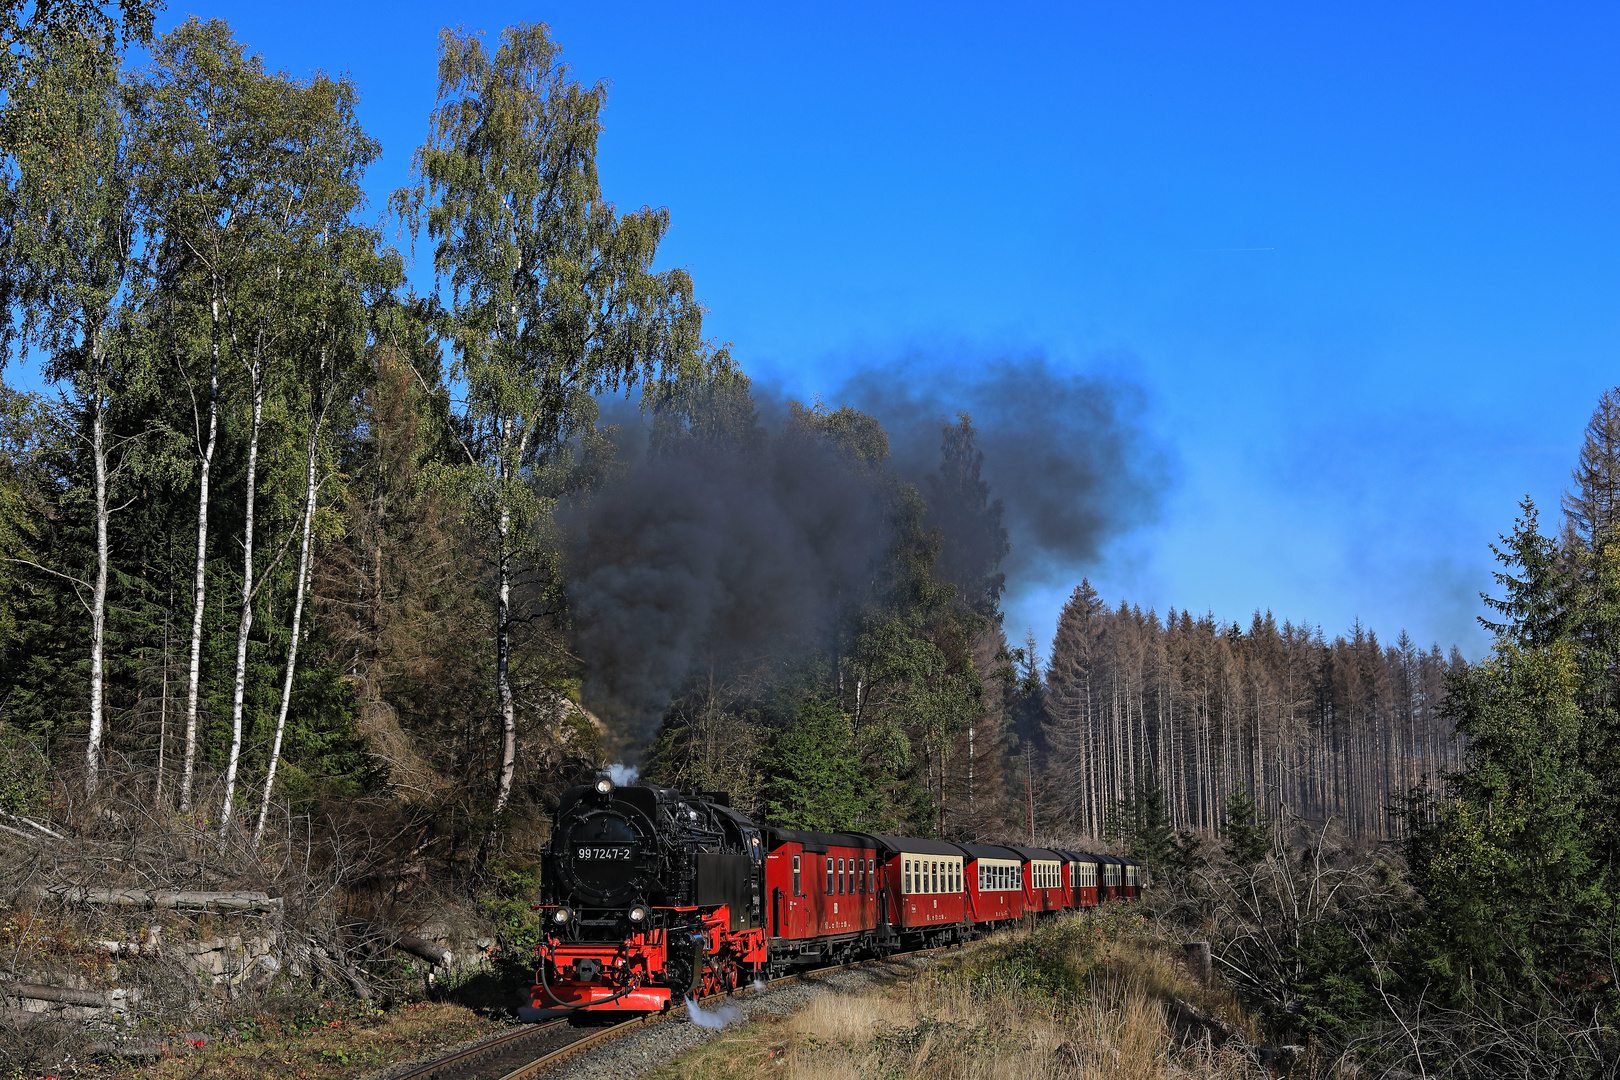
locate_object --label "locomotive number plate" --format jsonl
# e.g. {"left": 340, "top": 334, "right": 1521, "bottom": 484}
{"left": 574, "top": 845, "right": 633, "bottom": 861}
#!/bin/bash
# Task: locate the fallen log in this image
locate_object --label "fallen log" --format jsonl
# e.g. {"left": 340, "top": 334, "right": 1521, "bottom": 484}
{"left": 2, "top": 982, "right": 109, "bottom": 1007}
{"left": 343, "top": 919, "right": 453, "bottom": 967}
{"left": 88, "top": 1040, "right": 163, "bottom": 1059}
{"left": 395, "top": 934, "right": 453, "bottom": 967}
{"left": 40, "top": 887, "right": 280, "bottom": 911}
{"left": 1, "top": 812, "right": 65, "bottom": 840}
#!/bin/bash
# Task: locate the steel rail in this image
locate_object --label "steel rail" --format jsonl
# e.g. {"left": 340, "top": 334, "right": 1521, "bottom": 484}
{"left": 491, "top": 943, "right": 957, "bottom": 1080}
{"left": 386, "top": 942, "right": 957, "bottom": 1080}
{"left": 387, "top": 1018, "right": 574, "bottom": 1080}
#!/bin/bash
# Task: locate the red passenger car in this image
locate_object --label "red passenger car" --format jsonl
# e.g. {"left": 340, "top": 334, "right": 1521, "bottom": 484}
{"left": 1096, "top": 854, "right": 1124, "bottom": 901}
{"left": 960, "top": 843, "right": 1025, "bottom": 927}
{"left": 1120, "top": 857, "right": 1143, "bottom": 899}
{"left": 763, "top": 829, "right": 880, "bottom": 967}
{"left": 1011, "top": 846, "right": 1067, "bottom": 916}
{"left": 867, "top": 835, "right": 968, "bottom": 946}
{"left": 1056, "top": 849, "right": 1099, "bottom": 910}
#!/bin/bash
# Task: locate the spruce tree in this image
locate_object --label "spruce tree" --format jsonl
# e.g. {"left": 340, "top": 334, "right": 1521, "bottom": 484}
{"left": 762, "top": 697, "right": 872, "bottom": 832}
{"left": 1222, "top": 786, "right": 1269, "bottom": 865}
{"left": 1130, "top": 780, "right": 1176, "bottom": 871}
{"left": 1564, "top": 387, "right": 1620, "bottom": 552}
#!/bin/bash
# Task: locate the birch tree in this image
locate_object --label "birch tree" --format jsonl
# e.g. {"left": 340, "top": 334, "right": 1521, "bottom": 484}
{"left": 396, "top": 23, "right": 704, "bottom": 825}
{"left": 131, "top": 19, "right": 294, "bottom": 815}
{"left": 252, "top": 77, "right": 391, "bottom": 844}
{"left": 2, "top": 28, "right": 142, "bottom": 793}
{"left": 216, "top": 64, "right": 384, "bottom": 838}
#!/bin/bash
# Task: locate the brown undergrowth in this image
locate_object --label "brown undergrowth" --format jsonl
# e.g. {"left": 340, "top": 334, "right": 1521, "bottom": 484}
{"left": 1, "top": 1000, "right": 515, "bottom": 1080}
{"left": 653, "top": 908, "right": 1289, "bottom": 1080}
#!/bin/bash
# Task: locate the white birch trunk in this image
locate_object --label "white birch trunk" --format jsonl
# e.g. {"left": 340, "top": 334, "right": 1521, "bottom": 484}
{"left": 218, "top": 372, "right": 264, "bottom": 837}
{"left": 178, "top": 303, "right": 221, "bottom": 815}
{"left": 492, "top": 502, "right": 517, "bottom": 816}
{"left": 253, "top": 418, "right": 319, "bottom": 844}
{"left": 85, "top": 358, "right": 109, "bottom": 795}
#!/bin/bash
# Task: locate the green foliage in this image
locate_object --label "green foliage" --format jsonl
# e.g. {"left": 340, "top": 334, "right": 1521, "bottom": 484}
{"left": 0, "top": 728, "right": 48, "bottom": 814}
{"left": 1285, "top": 920, "right": 1380, "bottom": 1039}
{"left": 1126, "top": 782, "right": 1180, "bottom": 873}
{"left": 1222, "top": 787, "right": 1270, "bottom": 866}
{"left": 763, "top": 697, "right": 878, "bottom": 832}
{"left": 481, "top": 857, "right": 542, "bottom": 951}
{"left": 957, "top": 914, "right": 1101, "bottom": 999}
{"left": 1478, "top": 497, "right": 1579, "bottom": 647}
{"left": 1394, "top": 495, "right": 1620, "bottom": 1070}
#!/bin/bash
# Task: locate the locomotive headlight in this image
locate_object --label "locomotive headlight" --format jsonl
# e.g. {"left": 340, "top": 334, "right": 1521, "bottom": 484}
{"left": 628, "top": 904, "right": 648, "bottom": 923}
{"left": 594, "top": 777, "right": 614, "bottom": 796}
{"left": 552, "top": 906, "right": 573, "bottom": 924}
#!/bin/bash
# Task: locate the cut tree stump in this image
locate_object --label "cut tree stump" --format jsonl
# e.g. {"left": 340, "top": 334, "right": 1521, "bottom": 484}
{"left": 1183, "top": 940, "right": 1212, "bottom": 984}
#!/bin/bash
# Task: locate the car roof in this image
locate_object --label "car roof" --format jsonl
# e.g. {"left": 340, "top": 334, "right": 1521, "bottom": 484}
{"left": 859, "top": 834, "right": 967, "bottom": 857}
{"left": 765, "top": 827, "right": 879, "bottom": 853}
{"left": 956, "top": 842, "right": 1024, "bottom": 860}
{"left": 1007, "top": 845, "right": 1066, "bottom": 862}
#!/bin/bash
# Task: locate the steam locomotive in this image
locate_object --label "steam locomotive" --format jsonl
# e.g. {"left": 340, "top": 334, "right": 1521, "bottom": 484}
{"left": 533, "top": 777, "right": 1142, "bottom": 1013}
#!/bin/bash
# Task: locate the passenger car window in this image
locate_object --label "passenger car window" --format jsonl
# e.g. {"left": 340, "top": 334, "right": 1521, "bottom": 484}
{"left": 792, "top": 854, "right": 801, "bottom": 896}
{"left": 826, "top": 858, "right": 833, "bottom": 895}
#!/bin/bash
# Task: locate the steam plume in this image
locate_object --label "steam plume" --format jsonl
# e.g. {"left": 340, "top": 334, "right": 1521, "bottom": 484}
{"left": 565, "top": 352, "right": 1169, "bottom": 749}
{"left": 837, "top": 353, "right": 1170, "bottom": 586}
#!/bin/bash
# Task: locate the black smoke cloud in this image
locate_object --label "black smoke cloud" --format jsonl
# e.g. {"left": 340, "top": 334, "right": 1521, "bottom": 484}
{"left": 837, "top": 352, "right": 1171, "bottom": 585}
{"left": 563, "top": 413, "right": 893, "bottom": 746}
{"left": 564, "top": 351, "right": 1171, "bottom": 748}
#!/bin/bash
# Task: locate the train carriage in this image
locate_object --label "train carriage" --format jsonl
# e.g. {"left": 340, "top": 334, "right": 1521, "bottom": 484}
{"left": 1095, "top": 854, "right": 1124, "bottom": 901}
{"left": 1057, "top": 849, "right": 1100, "bottom": 909}
{"left": 1010, "top": 846, "right": 1068, "bottom": 916}
{"left": 762, "top": 828, "right": 880, "bottom": 966}
{"left": 1120, "top": 856, "right": 1143, "bottom": 899}
{"left": 960, "top": 843, "right": 1025, "bottom": 926}
{"left": 866, "top": 835, "right": 968, "bottom": 945}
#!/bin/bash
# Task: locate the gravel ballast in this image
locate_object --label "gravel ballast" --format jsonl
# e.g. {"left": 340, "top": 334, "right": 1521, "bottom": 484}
{"left": 539, "top": 952, "right": 943, "bottom": 1080}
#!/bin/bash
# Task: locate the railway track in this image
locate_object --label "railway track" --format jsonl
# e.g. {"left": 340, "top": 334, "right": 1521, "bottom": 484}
{"left": 391, "top": 944, "right": 957, "bottom": 1080}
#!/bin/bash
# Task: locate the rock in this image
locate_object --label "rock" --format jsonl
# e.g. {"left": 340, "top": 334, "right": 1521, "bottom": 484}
{"left": 236, "top": 954, "right": 280, "bottom": 995}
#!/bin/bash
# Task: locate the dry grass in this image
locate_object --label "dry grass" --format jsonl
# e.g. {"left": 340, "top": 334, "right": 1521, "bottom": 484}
{"left": 654, "top": 910, "right": 1288, "bottom": 1080}
{"left": 0, "top": 999, "right": 516, "bottom": 1080}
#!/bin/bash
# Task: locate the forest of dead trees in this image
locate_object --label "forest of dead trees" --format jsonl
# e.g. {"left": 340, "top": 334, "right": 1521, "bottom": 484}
{"left": 1036, "top": 589, "right": 1465, "bottom": 845}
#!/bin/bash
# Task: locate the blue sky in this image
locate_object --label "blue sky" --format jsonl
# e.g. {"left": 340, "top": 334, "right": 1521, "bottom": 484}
{"left": 113, "top": 1, "right": 1620, "bottom": 658}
